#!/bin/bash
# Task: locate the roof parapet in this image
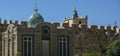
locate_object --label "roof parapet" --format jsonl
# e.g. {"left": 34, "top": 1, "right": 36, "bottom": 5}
{"left": 62, "top": 23, "right": 69, "bottom": 28}
{"left": 20, "top": 21, "right": 28, "bottom": 27}
{"left": 53, "top": 22, "right": 60, "bottom": 27}
{"left": 14, "top": 20, "right": 18, "bottom": 26}
{"left": 106, "top": 26, "right": 111, "bottom": 31}
{"left": 72, "top": 24, "right": 79, "bottom": 28}
{"left": 80, "top": 25, "right": 87, "bottom": 31}
{"left": 90, "top": 25, "right": 98, "bottom": 31}
{"left": 8, "top": 20, "right": 12, "bottom": 24}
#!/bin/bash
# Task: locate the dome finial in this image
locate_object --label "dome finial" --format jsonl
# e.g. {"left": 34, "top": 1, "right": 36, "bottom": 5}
{"left": 34, "top": 0, "right": 38, "bottom": 13}
{"left": 72, "top": 8, "right": 78, "bottom": 18}
{"left": 114, "top": 21, "right": 117, "bottom": 27}
{"left": 74, "top": 7, "right": 77, "bottom": 11}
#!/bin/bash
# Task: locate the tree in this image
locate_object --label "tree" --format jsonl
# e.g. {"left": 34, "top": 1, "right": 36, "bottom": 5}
{"left": 16, "top": 52, "right": 21, "bottom": 56}
{"left": 82, "top": 52, "right": 101, "bottom": 56}
{"left": 106, "top": 40, "right": 120, "bottom": 56}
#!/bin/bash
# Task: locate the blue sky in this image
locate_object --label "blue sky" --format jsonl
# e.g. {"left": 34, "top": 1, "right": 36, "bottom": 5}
{"left": 0, "top": 0, "right": 120, "bottom": 27}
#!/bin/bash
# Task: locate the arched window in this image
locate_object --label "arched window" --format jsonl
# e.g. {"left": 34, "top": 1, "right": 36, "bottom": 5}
{"left": 43, "top": 28, "right": 49, "bottom": 35}
{"left": 42, "top": 26, "right": 50, "bottom": 40}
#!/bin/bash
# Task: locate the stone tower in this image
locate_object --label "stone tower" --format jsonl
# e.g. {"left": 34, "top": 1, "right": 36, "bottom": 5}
{"left": 64, "top": 9, "right": 88, "bottom": 27}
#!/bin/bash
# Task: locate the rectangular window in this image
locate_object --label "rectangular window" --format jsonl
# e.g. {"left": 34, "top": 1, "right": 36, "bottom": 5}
{"left": 23, "top": 41, "right": 27, "bottom": 56}
{"left": 58, "top": 37, "right": 68, "bottom": 56}
{"left": 4, "top": 40, "right": 5, "bottom": 56}
{"left": 8, "top": 39, "right": 10, "bottom": 56}
{"left": 23, "top": 36, "right": 32, "bottom": 56}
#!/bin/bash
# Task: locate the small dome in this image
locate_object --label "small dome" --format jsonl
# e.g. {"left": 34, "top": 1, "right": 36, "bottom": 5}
{"left": 28, "top": 13, "right": 44, "bottom": 27}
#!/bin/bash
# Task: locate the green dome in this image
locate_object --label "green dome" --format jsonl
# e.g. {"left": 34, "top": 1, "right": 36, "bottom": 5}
{"left": 28, "top": 13, "right": 44, "bottom": 27}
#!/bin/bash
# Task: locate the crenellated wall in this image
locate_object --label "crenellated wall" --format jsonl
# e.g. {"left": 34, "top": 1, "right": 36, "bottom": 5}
{"left": 53, "top": 22, "right": 120, "bottom": 34}
{"left": 0, "top": 19, "right": 120, "bottom": 56}
{"left": 1, "top": 9, "right": 120, "bottom": 56}
{"left": 52, "top": 22, "right": 120, "bottom": 55}
{"left": 0, "top": 20, "right": 28, "bottom": 27}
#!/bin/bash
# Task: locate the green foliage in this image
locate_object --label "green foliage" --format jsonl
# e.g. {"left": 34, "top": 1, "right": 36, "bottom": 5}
{"left": 16, "top": 52, "right": 21, "bottom": 56}
{"left": 106, "top": 40, "right": 120, "bottom": 56}
{"left": 82, "top": 52, "right": 101, "bottom": 56}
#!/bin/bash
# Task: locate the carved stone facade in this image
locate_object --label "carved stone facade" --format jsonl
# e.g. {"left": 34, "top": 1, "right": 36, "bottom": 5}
{"left": 2, "top": 22, "right": 74, "bottom": 56}
{"left": 1, "top": 10, "right": 120, "bottom": 56}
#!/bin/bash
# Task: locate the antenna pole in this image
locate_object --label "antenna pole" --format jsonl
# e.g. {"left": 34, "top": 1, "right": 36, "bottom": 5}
{"left": 34, "top": 0, "right": 38, "bottom": 13}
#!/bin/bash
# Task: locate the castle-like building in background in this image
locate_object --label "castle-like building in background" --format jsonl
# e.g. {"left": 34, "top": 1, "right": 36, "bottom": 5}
{"left": 0, "top": 3, "right": 120, "bottom": 56}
